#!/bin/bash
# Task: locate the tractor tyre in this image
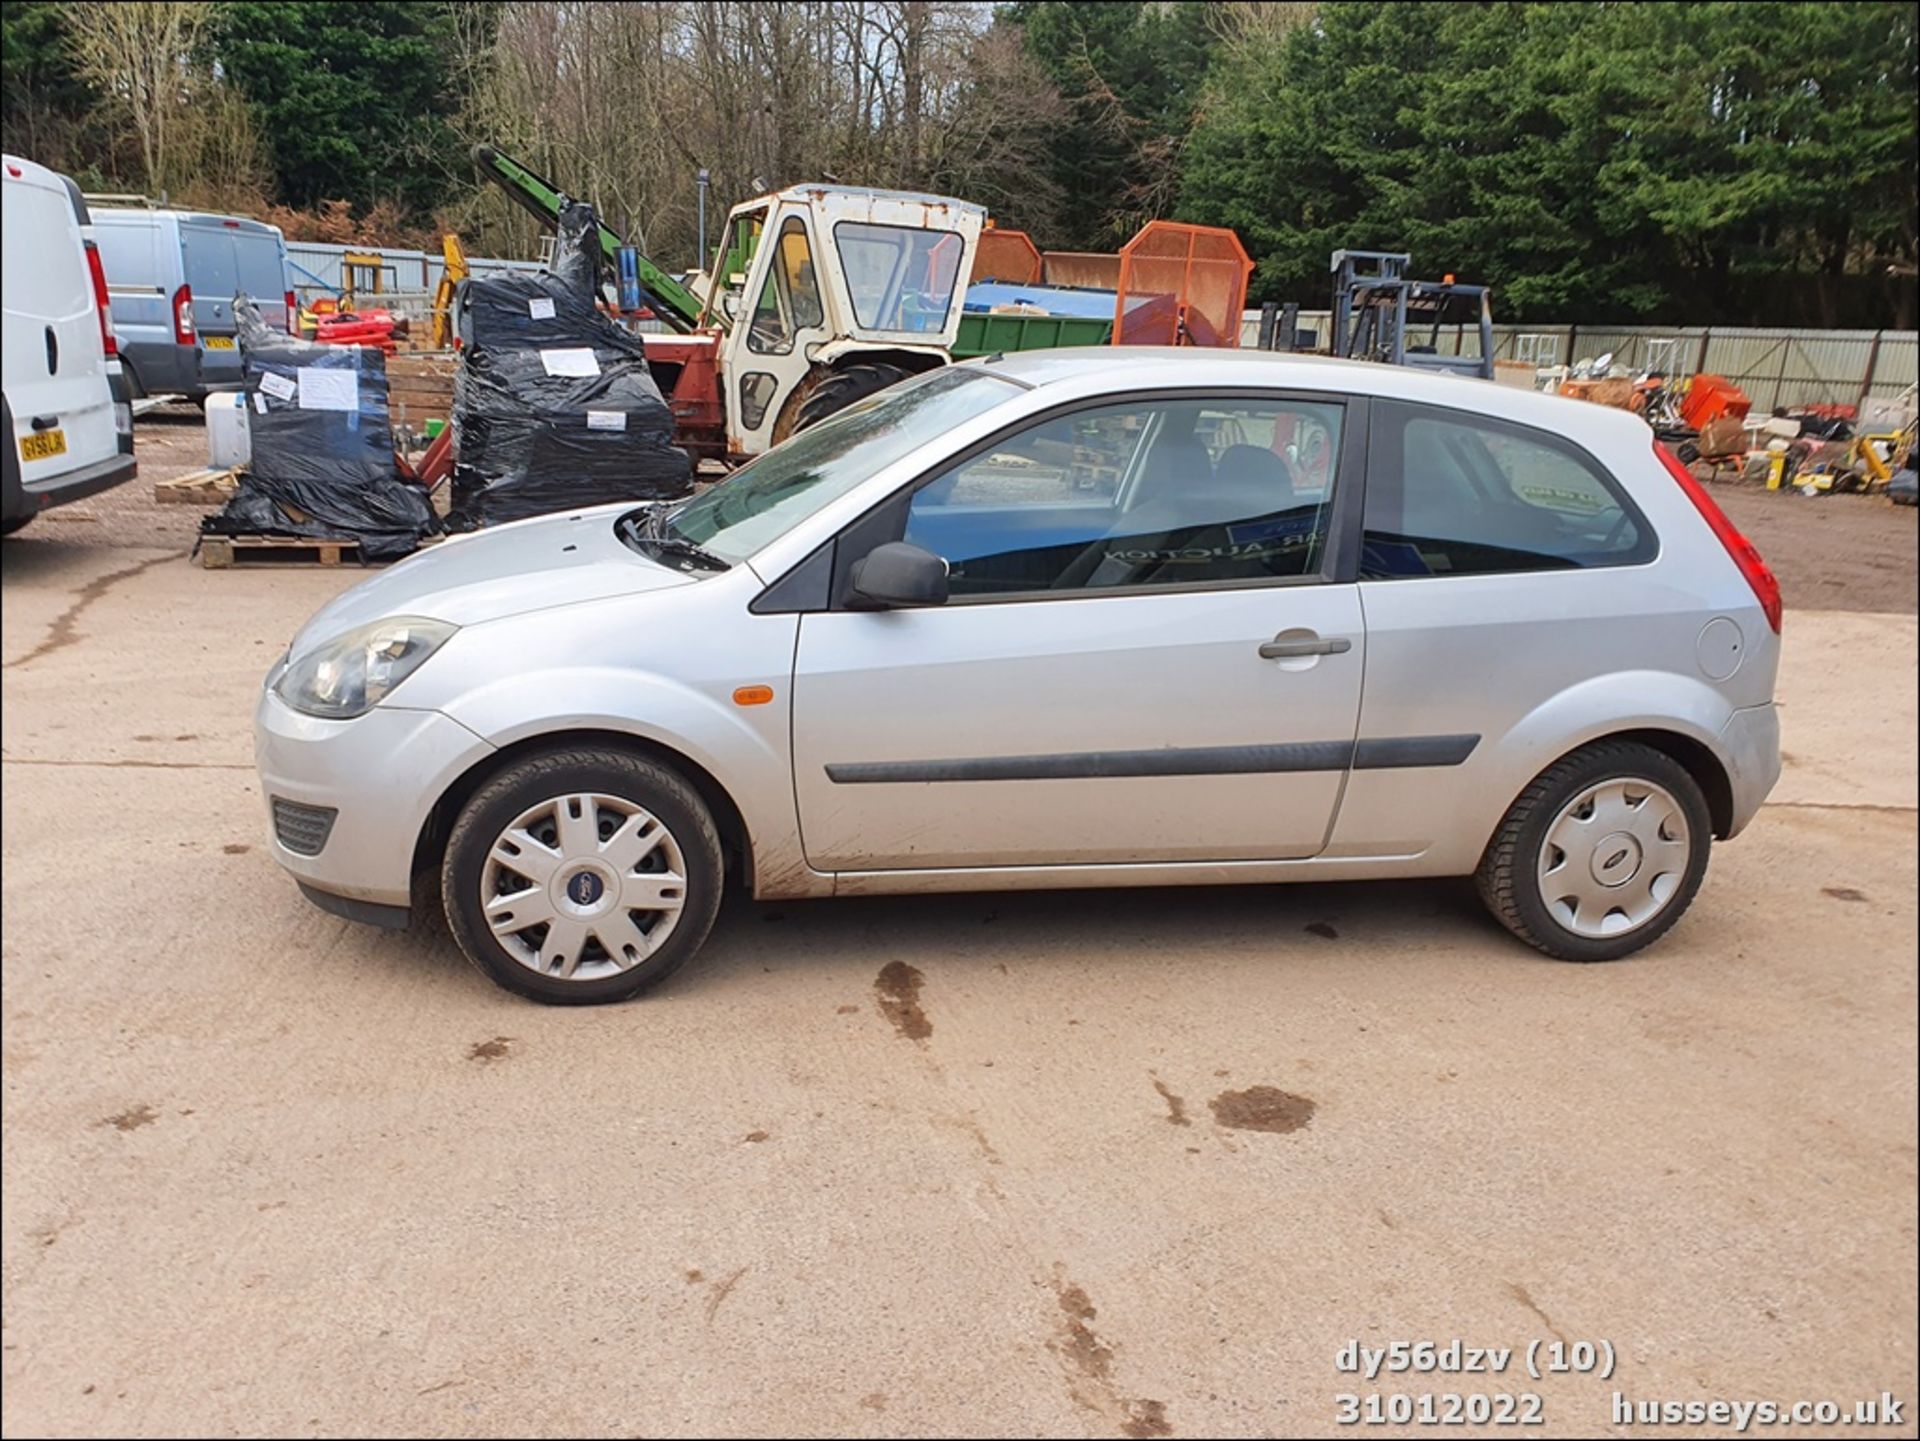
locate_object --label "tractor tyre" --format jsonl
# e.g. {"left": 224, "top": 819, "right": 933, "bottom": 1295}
{"left": 791, "top": 362, "right": 915, "bottom": 435}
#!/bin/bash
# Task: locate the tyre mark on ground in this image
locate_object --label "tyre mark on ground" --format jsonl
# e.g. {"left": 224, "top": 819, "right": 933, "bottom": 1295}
{"left": 4, "top": 550, "right": 185, "bottom": 669}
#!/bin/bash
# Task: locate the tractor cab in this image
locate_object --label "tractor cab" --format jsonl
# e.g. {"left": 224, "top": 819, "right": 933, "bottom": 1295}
{"left": 703, "top": 186, "right": 984, "bottom": 454}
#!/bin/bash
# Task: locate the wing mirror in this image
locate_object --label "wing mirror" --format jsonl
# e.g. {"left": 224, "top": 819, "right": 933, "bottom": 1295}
{"left": 848, "top": 542, "right": 949, "bottom": 609}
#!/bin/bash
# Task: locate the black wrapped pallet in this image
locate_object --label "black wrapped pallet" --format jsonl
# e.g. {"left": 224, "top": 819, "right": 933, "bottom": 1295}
{"left": 449, "top": 199, "right": 691, "bottom": 528}
{"left": 201, "top": 298, "right": 435, "bottom": 561}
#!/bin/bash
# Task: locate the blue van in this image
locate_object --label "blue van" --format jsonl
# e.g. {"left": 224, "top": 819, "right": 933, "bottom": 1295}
{"left": 90, "top": 208, "right": 292, "bottom": 400}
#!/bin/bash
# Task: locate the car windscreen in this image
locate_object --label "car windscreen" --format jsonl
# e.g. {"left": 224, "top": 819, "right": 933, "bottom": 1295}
{"left": 668, "top": 366, "right": 1023, "bottom": 564}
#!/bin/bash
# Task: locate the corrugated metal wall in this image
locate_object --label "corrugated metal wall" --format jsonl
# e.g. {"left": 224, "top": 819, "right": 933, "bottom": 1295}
{"left": 285, "top": 241, "right": 547, "bottom": 310}
{"left": 1238, "top": 311, "right": 1918, "bottom": 411}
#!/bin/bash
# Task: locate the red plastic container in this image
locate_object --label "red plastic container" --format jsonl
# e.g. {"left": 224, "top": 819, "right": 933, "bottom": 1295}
{"left": 1680, "top": 373, "right": 1751, "bottom": 430}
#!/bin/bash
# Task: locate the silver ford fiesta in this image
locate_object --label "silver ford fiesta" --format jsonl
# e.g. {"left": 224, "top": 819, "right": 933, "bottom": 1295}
{"left": 255, "top": 349, "right": 1782, "bottom": 1004}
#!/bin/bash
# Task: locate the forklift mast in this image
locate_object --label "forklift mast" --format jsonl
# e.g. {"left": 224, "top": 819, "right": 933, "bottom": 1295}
{"left": 1329, "top": 250, "right": 1493, "bottom": 380}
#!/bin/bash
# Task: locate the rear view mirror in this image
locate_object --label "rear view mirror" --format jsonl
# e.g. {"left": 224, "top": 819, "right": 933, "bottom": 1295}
{"left": 849, "top": 542, "right": 948, "bottom": 609}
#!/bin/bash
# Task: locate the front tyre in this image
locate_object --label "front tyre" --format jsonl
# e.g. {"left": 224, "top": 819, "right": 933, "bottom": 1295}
{"left": 442, "top": 746, "right": 725, "bottom": 1004}
{"left": 1475, "top": 741, "right": 1712, "bottom": 962}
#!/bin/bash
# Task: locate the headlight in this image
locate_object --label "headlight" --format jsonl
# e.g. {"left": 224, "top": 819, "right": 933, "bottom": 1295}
{"left": 274, "top": 616, "right": 456, "bottom": 719}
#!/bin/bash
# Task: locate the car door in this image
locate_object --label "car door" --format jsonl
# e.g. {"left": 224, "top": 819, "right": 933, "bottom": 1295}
{"left": 790, "top": 390, "right": 1367, "bottom": 872}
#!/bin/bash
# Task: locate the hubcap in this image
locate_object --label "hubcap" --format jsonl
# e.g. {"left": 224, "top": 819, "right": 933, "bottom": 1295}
{"left": 1538, "top": 779, "right": 1691, "bottom": 939}
{"left": 481, "top": 792, "right": 688, "bottom": 982}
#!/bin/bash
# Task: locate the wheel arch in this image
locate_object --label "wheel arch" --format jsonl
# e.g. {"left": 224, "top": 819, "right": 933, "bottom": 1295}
{"left": 412, "top": 727, "right": 756, "bottom": 901}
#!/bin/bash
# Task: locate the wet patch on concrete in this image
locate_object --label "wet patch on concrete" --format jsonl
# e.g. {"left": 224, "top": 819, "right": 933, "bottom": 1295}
{"left": 1305, "top": 921, "right": 1339, "bottom": 939}
{"left": 1822, "top": 886, "right": 1870, "bottom": 903}
{"left": 222, "top": 843, "right": 249, "bottom": 855}
{"left": 705, "top": 1265, "right": 749, "bottom": 1323}
{"left": 1506, "top": 1282, "right": 1566, "bottom": 1343}
{"left": 743, "top": 1130, "right": 769, "bottom": 1143}
{"left": 1048, "top": 1273, "right": 1173, "bottom": 1436}
{"left": 875, "top": 960, "right": 931, "bottom": 1041}
{"left": 467, "top": 1037, "right": 512, "bottom": 1063}
{"left": 99, "top": 1104, "right": 158, "bottom": 1132}
{"left": 5, "top": 551, "right": 187, "bottom": 670}
{"left": 1150, "top": 1076, "right": 1190, "bottom": 1126}
{"left": 1209, "top": 1086, "right": 1315, "bottom": 1134}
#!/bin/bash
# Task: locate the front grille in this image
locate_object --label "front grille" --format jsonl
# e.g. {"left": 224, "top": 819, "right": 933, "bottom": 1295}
{"left": 272, "top": 797, "right": 338, "bottom": 856}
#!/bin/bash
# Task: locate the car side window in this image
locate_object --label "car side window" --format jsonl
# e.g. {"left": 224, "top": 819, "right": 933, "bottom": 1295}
{"left": 903, "top": 396, "right": 1344, "bottom": 598}
{"left": 1361, "top": 401, "right": 1654, "bottom": 578}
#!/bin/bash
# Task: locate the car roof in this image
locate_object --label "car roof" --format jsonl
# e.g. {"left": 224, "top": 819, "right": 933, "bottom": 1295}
{"left": 967, "top": 345, "right": 1654, "bottom": 443}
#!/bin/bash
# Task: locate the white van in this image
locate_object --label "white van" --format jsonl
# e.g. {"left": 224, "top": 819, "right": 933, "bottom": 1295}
{"left": 89, "top": 206, "right": 292, "bottom": 400}
{"left": 3, "top": 154, "right": 137, "bottom": 533}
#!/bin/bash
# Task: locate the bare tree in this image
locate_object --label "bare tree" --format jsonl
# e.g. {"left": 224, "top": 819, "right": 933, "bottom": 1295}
{"left": 455, "top": 1, "right": 1069, "bottom": 266}
{"left": 65, "top": 1, "right": 214, "bottom": 198}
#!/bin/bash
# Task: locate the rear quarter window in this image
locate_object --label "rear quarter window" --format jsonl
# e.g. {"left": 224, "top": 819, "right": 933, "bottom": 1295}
{"left": 1362, "top": 400, "right": 1655, "bottom": 578}
{"left": 93, "top": 222, "right": 158, "bottom": 290}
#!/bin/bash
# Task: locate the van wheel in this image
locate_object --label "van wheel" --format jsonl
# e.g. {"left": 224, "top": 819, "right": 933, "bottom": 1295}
{"left": 442, "top": 746, "right": 725, "bottom": 1005}
{"left": 1476, "top": 741, "right": 1711, "bottom": 962}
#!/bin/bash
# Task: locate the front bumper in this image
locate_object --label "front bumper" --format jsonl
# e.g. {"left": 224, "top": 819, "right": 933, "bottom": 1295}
{"left": 254, "top": 686, "right": 495, "bottom": 909}
{"left": 1720, "top": 701, "right": 1781, "bottom": 838}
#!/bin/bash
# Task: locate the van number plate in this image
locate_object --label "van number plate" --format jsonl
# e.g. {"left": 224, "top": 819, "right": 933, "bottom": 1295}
{"left": 19, "top": 429, "right": 67, "bottom": 462}
{"left": 203, "top": 336, "right": 235, "bottom": 349}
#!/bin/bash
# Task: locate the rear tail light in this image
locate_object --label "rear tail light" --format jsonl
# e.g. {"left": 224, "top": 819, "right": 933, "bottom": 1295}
{"left": 172, "top": 284, "right": 194, "bottom": 344}
{"left": 1656, "top": 441, "right": 1782, "bottom": 633}
{"left": 284, "top": 289, "right": 298, "bottom": 335}
{"left": 84, "top": 240, "right": 117, "bottom": 357}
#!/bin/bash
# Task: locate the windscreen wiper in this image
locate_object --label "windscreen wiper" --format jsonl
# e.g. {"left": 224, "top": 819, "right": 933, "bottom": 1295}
{"left": 620, "top": 508, "right": 730, "bottom": 572}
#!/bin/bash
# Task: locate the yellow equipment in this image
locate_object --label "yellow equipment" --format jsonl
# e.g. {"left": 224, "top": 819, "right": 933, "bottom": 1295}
{"left": 429, "top": 234, "right": 468, "bottom": 349}
{"left": 339, "top": 251, "right": 386, "bottom": 311}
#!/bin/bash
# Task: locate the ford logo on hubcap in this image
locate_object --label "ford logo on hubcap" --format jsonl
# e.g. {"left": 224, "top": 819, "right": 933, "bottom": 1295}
{"left": 567, "top": 871, "right": 604, "bottom": 906}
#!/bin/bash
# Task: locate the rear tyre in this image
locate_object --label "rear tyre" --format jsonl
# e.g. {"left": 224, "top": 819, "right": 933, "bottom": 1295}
{"left": 1, "top": 515, "right": 33, "bottom": 536}
{"left": 1475, "top": 741, "right": 1711, "bottom": 962}
{"left": 793, "top": 361, "right": 914, "bottom": 433}
{"left": 442, "top": 746, "right": 725, "bottom": 1005}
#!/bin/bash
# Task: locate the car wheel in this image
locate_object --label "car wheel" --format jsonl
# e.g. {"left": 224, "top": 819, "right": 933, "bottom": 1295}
{"left": 1475, "top": 740, "right": 1711, "bottom": 962}
{"left": 1, "top": 515, "right": 32, "bottom": 536}
{"left": 442, "top": 746, "right": 725, "bottom": 1004}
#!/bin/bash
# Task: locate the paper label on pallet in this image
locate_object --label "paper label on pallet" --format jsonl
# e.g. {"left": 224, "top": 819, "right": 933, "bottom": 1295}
{"left": 296, "top": 367, "right": 359, "bottom": 412}
{"left": 254, "top": 392, "right": 269, "bottom": 414}
{"left": 259, "top": 372, "right": 296, "bottom": 402}
{"left": 539, "top": 347, "right": 600, "bottom": 378}
{"left": 586, "top": 410, "right": 626, "bottom": 432}
{"left": 528, "top": 297, "right": 556, "bottom": 320}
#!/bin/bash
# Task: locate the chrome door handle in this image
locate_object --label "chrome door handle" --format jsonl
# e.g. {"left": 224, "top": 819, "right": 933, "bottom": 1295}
{"left": 1258, "top": 635, "right": 1352, "bottom": 660}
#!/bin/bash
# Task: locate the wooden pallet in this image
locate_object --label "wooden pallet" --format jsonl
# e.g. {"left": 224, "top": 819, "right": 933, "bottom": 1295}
{"left": 198, "top": 532, "right": 442, "bottom": 570}
{"left": 155, "top": 466, "right": 242, "bottom": 505}
{"left": 385, "top": 351, "right": 458, "bottom": 421}
{"left": 198, "top": 534, "right": 364, "bottom": 568}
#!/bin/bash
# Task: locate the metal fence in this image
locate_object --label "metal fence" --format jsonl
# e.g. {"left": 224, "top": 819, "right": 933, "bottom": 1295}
{"left": 285, "top": 241, "right": 547, "bottom": 316}
{"left": 285, "top": 244, "right": 1916, "bottom": 414}
{"left": 1242, "top": 311, "right": 1919, "bottom": 413}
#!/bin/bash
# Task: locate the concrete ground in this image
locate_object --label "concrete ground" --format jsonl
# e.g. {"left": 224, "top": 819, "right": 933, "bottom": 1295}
{"left": 1, "top": 416, "right": 1914, "bottom": 1438}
